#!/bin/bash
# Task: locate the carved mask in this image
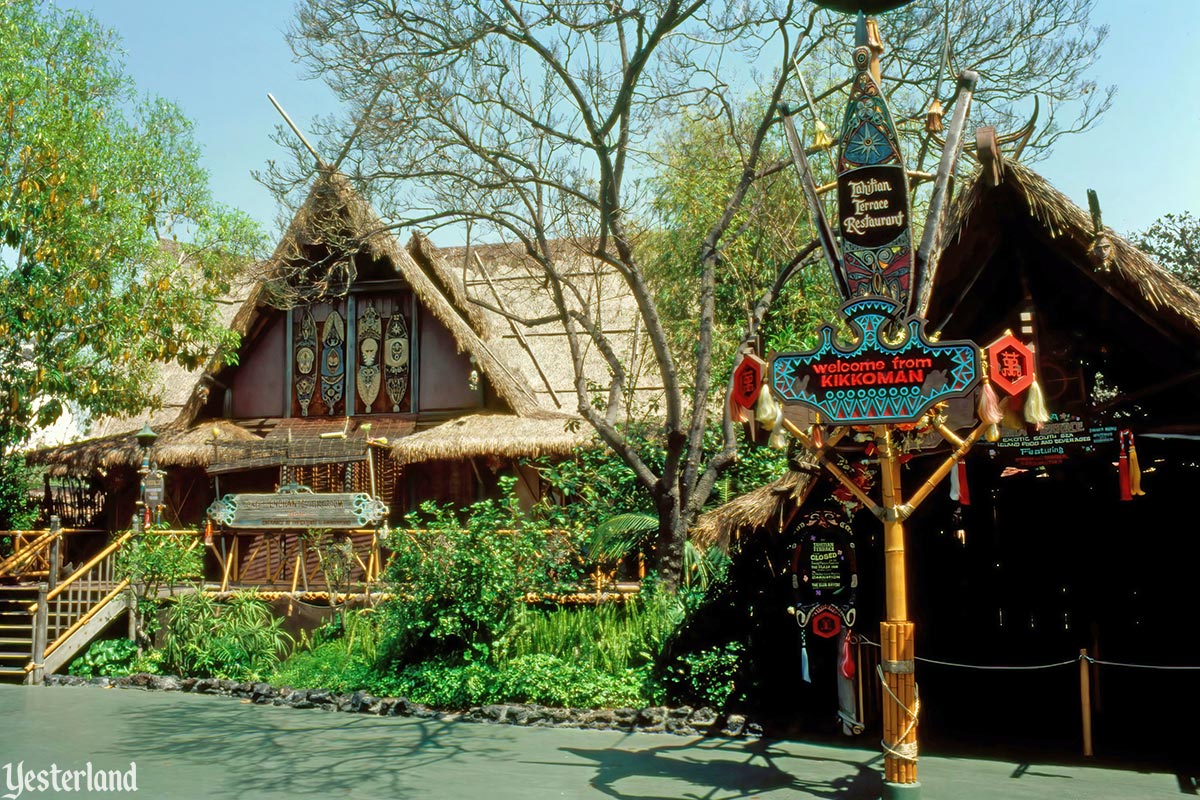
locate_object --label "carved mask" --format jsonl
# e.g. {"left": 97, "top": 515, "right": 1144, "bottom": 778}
{"left": 361, "top": 337, "right": 379, "bottom": 366}
{"left": 296, "top": 346, "right": 315, "bottom": 375}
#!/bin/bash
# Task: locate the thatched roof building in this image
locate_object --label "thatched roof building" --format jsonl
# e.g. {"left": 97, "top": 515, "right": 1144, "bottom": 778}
{"left": 29, "top": 170, "right": 653, "bottom": 528}
{"left": 694, "top": 159, "right": 1200, "bottom": 548}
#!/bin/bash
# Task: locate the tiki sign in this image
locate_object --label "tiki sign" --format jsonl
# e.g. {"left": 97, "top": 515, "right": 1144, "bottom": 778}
{"left": 770, "top": 297, "right": 980, "bottom": 425}
{"left": 836, "top": 43, "right": 914, "bottom": 311}
{"left": 207, "top": 492, "right": 388, "bottom": 530}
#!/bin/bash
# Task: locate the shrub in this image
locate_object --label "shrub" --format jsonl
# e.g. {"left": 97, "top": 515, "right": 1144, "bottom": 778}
{"left": 161, "top": 591, "right": 291, "bottom": 681}
{"left": 379, "top": 480, "right": 576, "bottom": 664}
{"left": 68, "top": 638, "right": 138, "bottom": 677}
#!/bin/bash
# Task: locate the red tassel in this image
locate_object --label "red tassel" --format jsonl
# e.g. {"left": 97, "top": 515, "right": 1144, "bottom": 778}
{"left": 956, "top": 461, "right": 971, "bottom": 506}
{"left": 1118, "top": 429, "right": 1132, "bottom": 501}
{"left": 812, "top": 424, "right": 824, "bottom": 449}
{"left": 840, "top": 632, "right": 856, "bottom": 680}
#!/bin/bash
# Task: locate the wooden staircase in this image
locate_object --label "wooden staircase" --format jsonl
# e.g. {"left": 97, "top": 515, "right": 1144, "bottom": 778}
{"left": 0, "top": 584, "right": 37, "bottom": 681}
{"left": 0, "top": 520, "right": 133, "bottom": 683}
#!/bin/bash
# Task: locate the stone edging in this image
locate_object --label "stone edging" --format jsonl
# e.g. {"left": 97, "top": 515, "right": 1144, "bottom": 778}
{"left": 43, "top": 673, "right": 762, "bottom": 738}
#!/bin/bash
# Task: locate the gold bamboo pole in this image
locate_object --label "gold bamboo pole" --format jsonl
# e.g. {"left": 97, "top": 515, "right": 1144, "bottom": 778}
{"left": 1080, "top": 649, "right": 1094, "bottom": 757}
{"left": 901, "top": 422, "right": 987, "bottom": 515}
{"left": 781, "top": 419, "right": 881, "bottom": 516}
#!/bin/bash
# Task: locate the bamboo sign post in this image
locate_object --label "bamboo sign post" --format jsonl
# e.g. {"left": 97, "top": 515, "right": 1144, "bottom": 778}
{"left": 756, "top": 4, "right": 985, "bottom": 796}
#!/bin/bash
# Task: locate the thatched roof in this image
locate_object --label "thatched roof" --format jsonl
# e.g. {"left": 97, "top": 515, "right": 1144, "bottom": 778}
{"left": 30, "top": 421, "right": 258, "bottom": 477}
{"left": 424, "top": 238, "right": 662, "bottom": 416}
{"left": 690, "top": 469, "right": 818, "bottom": 552}
{"left": 206, "top": 172, "right": 541, "bottom": 421}
{"left": 936, "top": 161, "right": 1200, "bottom": 342}
{"left": 389, "top": 413, "right": 592, "bottom": 466}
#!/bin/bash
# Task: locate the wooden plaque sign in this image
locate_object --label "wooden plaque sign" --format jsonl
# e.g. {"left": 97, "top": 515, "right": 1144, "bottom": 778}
{"left": 207, "top": 491, "right": 388, "bottom": 530}
{"left": 770, "top": 296, "right": 980, "bottom": 425}
{"left": 143, "top": 469, "right": 165, "bottom": 509}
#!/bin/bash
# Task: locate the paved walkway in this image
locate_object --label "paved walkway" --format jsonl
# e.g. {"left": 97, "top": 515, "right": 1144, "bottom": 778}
{"left": 0, "top": 685, "right": 1190, "bottom": 799}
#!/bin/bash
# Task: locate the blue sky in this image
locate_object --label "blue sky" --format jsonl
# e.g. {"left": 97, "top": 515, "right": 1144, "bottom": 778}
{"left": 56, "top": 0, "right": 1199, "bottom": 242}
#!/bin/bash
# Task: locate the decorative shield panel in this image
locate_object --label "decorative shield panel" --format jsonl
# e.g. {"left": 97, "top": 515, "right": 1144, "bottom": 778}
{"left": 384, "top": 313, "right": 410, "bottom": 412}
{"left": 357, "top": 305, "right": 383, "bottom": 412}
{"left": 321, "top": 309, "right": 346, "bottom": 415}
{"left": 295, "top": 308, "right": 318, "bottom": 417}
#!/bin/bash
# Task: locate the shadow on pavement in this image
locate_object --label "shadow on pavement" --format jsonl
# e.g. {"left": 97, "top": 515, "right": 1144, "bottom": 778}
{"left": 557, "top": 736, "right": 884, "bottom": 800}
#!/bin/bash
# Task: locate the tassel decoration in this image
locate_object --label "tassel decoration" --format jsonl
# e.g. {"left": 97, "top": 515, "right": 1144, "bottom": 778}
{"left": 1118, "top": 430, "right": 1131, "bottom": 501}
{"left": 801, "top": 630, "right": 812, "bottom": 684}
{"left": 1024, "top": 377, "right": 1050, "bottom": 430}
{"left": 957, "top": 461, "right": 971, "bottom": 506}
{"left": 811, "top": 422, "right": 824, "bottom": 450}
{"left": 978, "top": 381, "right": 1004, "bottom": 426}
{"left": 1128, "top": 434, "right": 1146, "bottom": 496}
{"left": 812, "top": 119, "right": 834, "bottom": 151}
{"left": 768, "top": 406, "right": 789, "bottom": 449}
{"left": 925, "top": 98, "right": 944, "bottom": 133}
{"left": 840, "top": 631, "right": 856, "bottom": 680}
{"left": 755, "top": 386, "right": 779, "bottom": 429}
{"left": 730, "top": 394, "right": 749, "bottom": 424}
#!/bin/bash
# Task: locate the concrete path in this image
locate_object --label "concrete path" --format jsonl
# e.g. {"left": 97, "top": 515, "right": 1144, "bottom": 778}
{"left": 0, "top": 685, "right": 1189, "bottom": 799}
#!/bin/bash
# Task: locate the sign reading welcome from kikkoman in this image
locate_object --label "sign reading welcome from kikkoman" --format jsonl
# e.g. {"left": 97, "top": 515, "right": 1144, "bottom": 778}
{"left": 207, "top": 491, "right": 388, "bottom": 529}
{"left": 770, "top": 297, "right": 980, "bottom": 425}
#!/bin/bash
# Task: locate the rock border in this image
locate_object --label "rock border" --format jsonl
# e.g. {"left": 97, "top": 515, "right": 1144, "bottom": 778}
{"left": 43, "top": 673, "right": 762, "bottom": 738}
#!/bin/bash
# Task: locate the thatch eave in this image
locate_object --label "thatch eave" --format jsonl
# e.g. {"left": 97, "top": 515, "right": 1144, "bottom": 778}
{"left": 389, "top": 412, "right": 593, "bottom": 466}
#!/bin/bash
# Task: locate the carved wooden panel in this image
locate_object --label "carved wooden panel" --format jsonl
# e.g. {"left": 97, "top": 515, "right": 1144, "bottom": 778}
{"left": 294, "top": 308, "right": 317, "bottom": 417}
{"left": 357, "top": 304, "right": 382, "bottom": 413}
{"left": 321, "top": 309, "right": 346, "bottom": 415}
{"left": 384, "top": 312, "right": 410, "bottom": 412}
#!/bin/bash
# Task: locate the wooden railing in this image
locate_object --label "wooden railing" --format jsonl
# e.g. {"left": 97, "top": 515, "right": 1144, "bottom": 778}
{"left": 26, "top": 529, "right": 136, "bottom": 682}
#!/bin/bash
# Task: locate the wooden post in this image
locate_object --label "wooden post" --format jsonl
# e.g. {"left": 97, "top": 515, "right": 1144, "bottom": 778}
{"left": 29, "top": 583, "right": 48, "bottom": 685}
{"left": 876, "top": 427, "right": 920, "bottom": 796}
{"left": 47, "top": 516, "right": 61, "bottom": 591}
{"left": 1079, "top": 648, "right": 1094, "bottom": 757}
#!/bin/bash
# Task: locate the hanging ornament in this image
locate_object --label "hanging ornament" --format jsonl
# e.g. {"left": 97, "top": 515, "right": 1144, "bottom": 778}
{"left": 812, "top": 119, "right": 835, "bottom": 150}
{"left": 924, "top": 98, "right": 944, "bottom": 133}
{"left": 1024, "top": 377, "right": 1050, "bottom": 430}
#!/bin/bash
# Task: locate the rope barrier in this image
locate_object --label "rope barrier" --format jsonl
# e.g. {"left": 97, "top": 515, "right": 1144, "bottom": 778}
{"left": 1086, "top": 657, "right": 1200, "bottom": 671}
{"left": 855, "top": 636, "right": 1200, "bottom": 672}
{"left": 856, "top": 635, "right": 1076, "bottom": 671}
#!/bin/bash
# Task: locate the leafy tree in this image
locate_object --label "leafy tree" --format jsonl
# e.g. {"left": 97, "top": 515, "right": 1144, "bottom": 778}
{"left": 1134, "top": 212, "right": 1200, "bottom": 292}
{"left": 0, "top": 0, "right": 263, "bottom": 454}
{"left": 269, "top": 0, "right": 1110, "bottom": 589}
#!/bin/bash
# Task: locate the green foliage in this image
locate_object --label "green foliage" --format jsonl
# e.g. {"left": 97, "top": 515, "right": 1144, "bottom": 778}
{"left": 161, "top": 591, "right": 292, "bottom": 681}
{"left": 0, "top": 0, "right": 263, "bottom": 452}
{"left": 656, "top": 641, "right": 745, "bottom": 708}
{"left": 379, "top": 479, "right": 580, "bottom": 664}
{"left": 645, "top": 110, "right": 840, "bottom": 372}
{"left": 1134, "top": 212, "right": 1200, "bottom": 291}
{"left": 0, "top": 454, "right": 38, "bottom": 533}
{"left": 115, "top": 529, "right": 203, "bottom": 599}
{"left": 67, "top": 638, "right": 138, "bottom": 677}
{"left": 302, "top": 528, "right": 356, "bottom": 610}
{"left": 495, "top": 595, "right": 681, "bottom": 676}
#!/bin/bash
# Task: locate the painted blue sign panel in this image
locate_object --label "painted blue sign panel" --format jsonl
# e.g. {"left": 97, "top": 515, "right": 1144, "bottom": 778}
{"left": 770, "top": 297, "right": 980, "bottom": 425}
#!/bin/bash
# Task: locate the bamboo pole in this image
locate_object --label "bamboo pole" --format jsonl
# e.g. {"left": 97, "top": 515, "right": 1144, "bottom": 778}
{"left": 1080, "top": 649, "right": 1094, "bottom": 757}
{"left": 782, "top": 419, "right": 882, "bottom": 516}
{"left": 901, "top": 422, "right": 987, "bottom": 515}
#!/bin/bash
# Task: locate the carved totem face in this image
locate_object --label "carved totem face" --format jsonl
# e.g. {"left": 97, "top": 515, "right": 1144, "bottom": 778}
{"left": 386, "top": 337, "right": 409, "bottom": 368}
{"left": 296, "top": 346, "right": 315, "bottom": 374}
{"left": 361, "top": 337, "right": 379, "bottom": 366}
